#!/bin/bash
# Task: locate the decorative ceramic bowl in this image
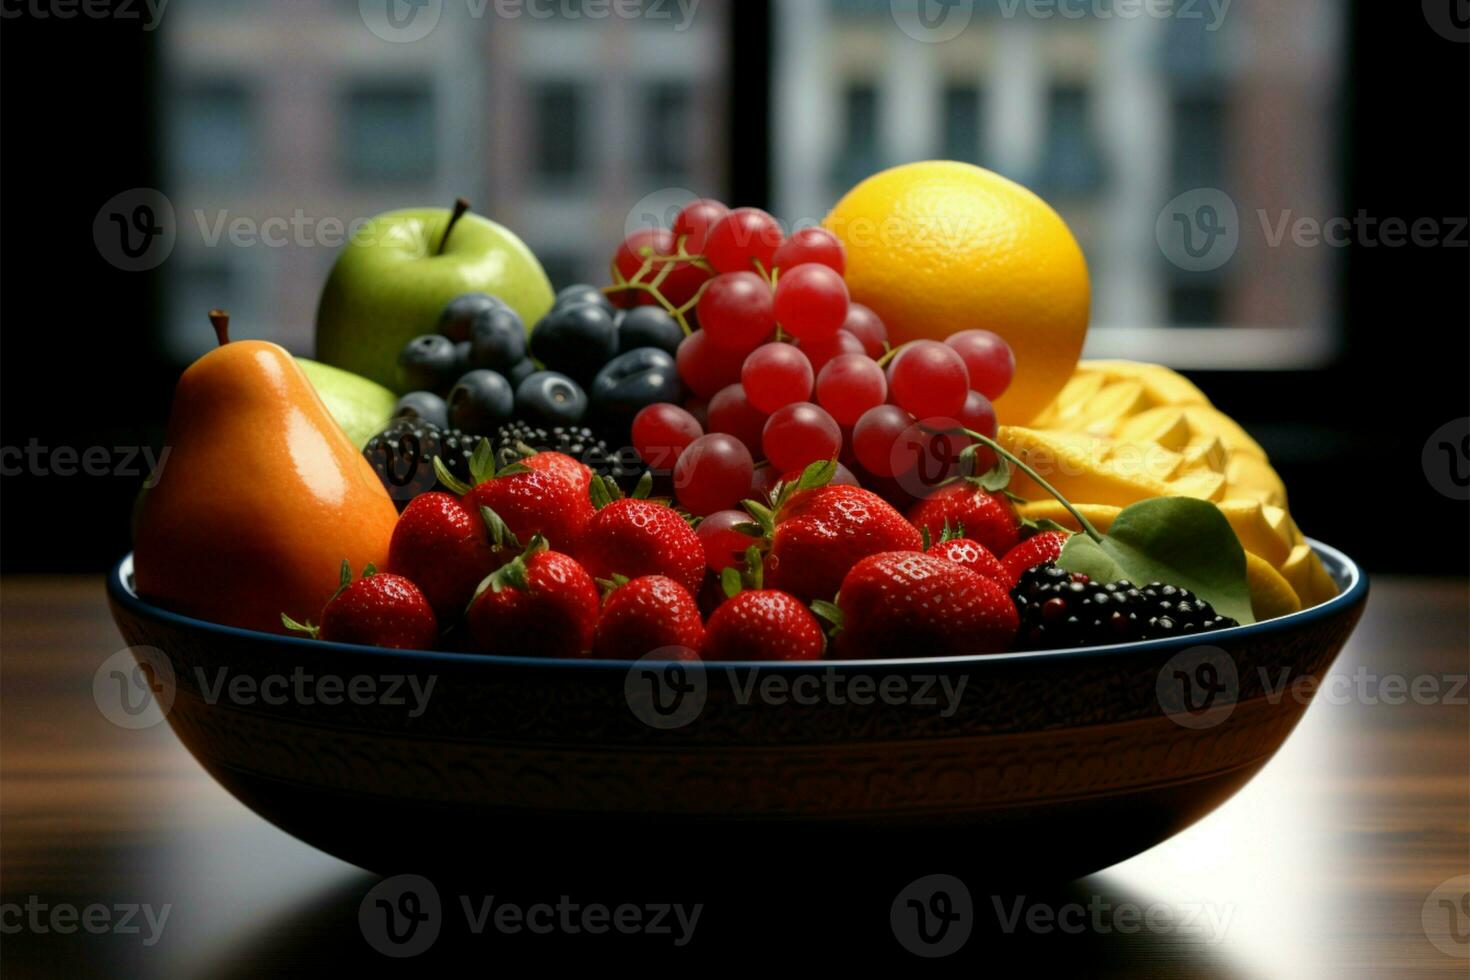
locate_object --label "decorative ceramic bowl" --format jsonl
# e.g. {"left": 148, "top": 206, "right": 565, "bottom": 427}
{"left": 107, "top": 542, "right": 1366, "bottom": 888}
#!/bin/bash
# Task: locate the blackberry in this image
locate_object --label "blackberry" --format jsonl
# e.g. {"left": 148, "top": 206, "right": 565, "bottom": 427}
{"left": 493, "top": 422, "right": 648, "bottom": 492}
{"left": 1009, "top": 561, "right": 1238, "bottom": 650}
{"left": 363, "top": 419, "right": 479, "bottom": 510}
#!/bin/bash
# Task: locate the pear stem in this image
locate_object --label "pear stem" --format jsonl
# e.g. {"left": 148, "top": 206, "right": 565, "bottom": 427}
{"left": 208, "top": 309, "right": 230, "bottom": 346}
{"left": 437, "top": 197, "right": 471, "bottom": 255}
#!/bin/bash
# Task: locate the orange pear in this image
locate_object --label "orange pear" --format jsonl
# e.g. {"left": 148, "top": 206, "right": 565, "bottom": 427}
{"left": 135, "top": 311, "right": 399, "bottom": 634}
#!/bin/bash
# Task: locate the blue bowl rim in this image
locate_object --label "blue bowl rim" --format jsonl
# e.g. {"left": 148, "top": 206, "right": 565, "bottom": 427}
{"left": 108, "top": 540, "right": 1366, "bottom": 673}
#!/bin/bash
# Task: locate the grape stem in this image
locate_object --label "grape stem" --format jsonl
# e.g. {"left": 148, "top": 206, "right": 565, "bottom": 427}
{"left": 874, "top": 342, "right": 908, "bottom": 369}
{"left": 957, "top": 428, "right": 1105, "bottom": 543}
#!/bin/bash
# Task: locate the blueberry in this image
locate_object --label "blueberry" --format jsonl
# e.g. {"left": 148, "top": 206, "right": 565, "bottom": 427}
{"left": 453, "top": 340, "right": 474, "bottom": 377}
{"left": 397, "top": 334, "right": 459, "bottom": 393}
{"left": 529, "top": 303, "right": 620, "bottom": 386}
{"left": 505, "top": 358, "right": 538, "bottom": 390}
{"left": 617, "top": 306, "right": 684, "bottom": 357}
{"left": 437, "top": 292, "right": 509, "bottom": 343}
{"left": 468, "top": 305, "right": 527, "bottom": 371}
{"left": 554, "top": 283, "right": 615, "bottom": 316}
{"left": 393, "top": 391, "right": 449, "bottom": 429}
{"left": 447, "top": 369, "right": 515, "bottom": 437}
{"left": 515, "top": 371, "right": 588, "bottom": 427}
{"left": 589, "top": 347, "right": 683, "bottom": 434}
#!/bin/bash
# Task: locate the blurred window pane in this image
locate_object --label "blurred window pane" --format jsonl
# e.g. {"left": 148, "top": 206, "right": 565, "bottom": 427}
{"left": 941, "top": 84, "right": 983, "bottom": 165}
{"left": 341, "top": 83, "right": 436, "bottom": 183}
{"left": 171, "top": 81, "right": 252, "bottom": 182}
{"left": 1039, "top": 85, "right": 1105, "bottom": 196}
{"left": 1170, "top": 93, "right": 1226, "bottom": 190}
{"left": 532, "top": 82, "right": 586, "bottom": 183}
{"left": 644, "top": 82, "right": 691, "bottom": 181}
{"left": 832, "top": 83, "right": 881, "bottom": 194}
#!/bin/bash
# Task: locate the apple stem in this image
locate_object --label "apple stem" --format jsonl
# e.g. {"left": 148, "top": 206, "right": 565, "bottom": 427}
{"left": 437, "top": 197, "right": 471, "bottom": 255}
{"left": 208, "top": 309, "right": 230, "bottom": 347}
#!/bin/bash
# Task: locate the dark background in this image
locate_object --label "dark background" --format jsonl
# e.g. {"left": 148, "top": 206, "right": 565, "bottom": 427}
{"left": 1, "top": 0, "right": 1466, "bottom": 575}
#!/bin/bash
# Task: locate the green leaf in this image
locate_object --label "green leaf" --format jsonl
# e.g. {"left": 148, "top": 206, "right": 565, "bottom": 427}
{"left": 279, "top": 612, "right": 320, "bottom": 638}
{"left": 495, "top": 462, "right": 532, "bottom": 479}
{"left": 469, "top": 439, "right": 497, "bottom": 485}
{"left": 741, "top": 499, "right": 775, "bottom": 537}
{"left": 920, "top": 525, "right": 932, "bottom": 551}
{"left": 362, "top": 562, "right": 377, "bottom": 577}
{"left": 1056, "top": 497, "right": 1255, "bottom": 625}
{"left": 973, "top": 455, "right": 1011, "bottom": 492}
{"left": 796, "top": 458, "right": 836, "bottom": 491}
{"left": 433, "top": 456, "right": 473, "bottom": 496}
{"left": 742, "top": 545, "right": 765, "bottom": 591}
{"left": 809, "top": 599, "right": 844, "bottom": 636}
{"left": 733, "top": 521, "right": 765, "bottom": 538}
{"left": 631, "top": 470, "right": 654, "bottom": 500}
{"left": 720, "top": 566, "right": 742, "bottom": 599}
{"left": 939, "top": 519, "right": 965, "bottom": 543}
{"left": 479, "top": 505, "right": 520, "bottom": 552}
{"left": 339, "top": 560, "right": 352, "bottom": 590}
{"left": 589, "top": 476, "right": 614, "bottom": 511}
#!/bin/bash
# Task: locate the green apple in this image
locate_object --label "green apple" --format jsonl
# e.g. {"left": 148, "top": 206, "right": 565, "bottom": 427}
{"left": 296, "top": 357, "right": 398, "bottom": 449}
{"left": 315, "top": 200, "right": 554, "bottom": 391}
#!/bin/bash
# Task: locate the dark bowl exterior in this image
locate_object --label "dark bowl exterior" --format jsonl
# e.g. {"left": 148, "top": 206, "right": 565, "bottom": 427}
{"left": 107, "top": 542, "right": 1367, "bottom": 886}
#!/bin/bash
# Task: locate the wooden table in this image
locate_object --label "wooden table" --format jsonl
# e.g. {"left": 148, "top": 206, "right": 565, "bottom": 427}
{"left": 2, "top": 576, "right": 1466, "bottom": 974}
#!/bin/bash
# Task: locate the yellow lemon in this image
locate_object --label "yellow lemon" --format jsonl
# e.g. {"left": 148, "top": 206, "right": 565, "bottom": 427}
{"left": 824, "top": 161, "right": 1090, "bottom": 424}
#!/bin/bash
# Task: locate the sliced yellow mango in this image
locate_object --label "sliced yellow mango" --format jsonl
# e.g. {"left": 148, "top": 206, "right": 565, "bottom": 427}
{"left": 1245, "top": 552, "right": 1302, "bottom": 621}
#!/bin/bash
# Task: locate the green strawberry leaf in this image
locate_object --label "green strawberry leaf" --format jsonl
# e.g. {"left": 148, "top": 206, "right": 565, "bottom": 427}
{"left": 469, "top": 439, "right": 498, "bottom": 485}
{"left": 939, "top": 519, "right": 965, "bottom": 544}
{"left": 973, "top": 454, "right": 1011, "bottom": 492}
{"left": 279, "top": 613, "right": 320, "bottom": 638}
{"left": 362, "top": 562, "right": 377, "bottom": 577}
{"left": 479, "top": 505, "right": 521, "bottom": 552}
{"left": 589, "top": 475, "right": 617, "bottom": 511}
{"left": 720, "top": 566, "right": 743, "bottom": 599}
{"left": 796, "top": 458, "right": 836, "bottom": 491}
{"left": 433, "top": 455, "right": 473, "bottom": 496}
{"left": 1056, "top": 497, "right": 1255, "bottom": 625}
{"left": 809, "top": 599, "right": 843, "bottom": 636}
{"left": 741, "top": 498, "right": 776, "bottom": 538}
{"left": 631, "top": 470, "right": 654, "bottom": 500}
{"left": 732, "top": 522, "right": 765, "bottom": 538}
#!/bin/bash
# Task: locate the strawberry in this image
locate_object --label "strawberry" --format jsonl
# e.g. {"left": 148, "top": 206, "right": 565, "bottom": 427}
{"left": 520, "top": 449, "right": 593, "bottom": 496}
{"left": 574, "top": 484, "right": 705, "bottom": 596}
{"left": 749, "top": 464, "right": 923, "bottom": 603}
{"left": 387, "top": 492, "right": 503, "bottom": 622}
{"left": 927, "top": 535, "right": 1008, "bottom": 584}
{"left": 999, "top": 530, "right": 1069, "bottom": 587}
{"left": 702, "top": 589, "right": 824, "bottom": 661}
{"left": 906, "top": 481, "right": 1021, "bottom": 558}
{"left": 834, "top": 550, "right": 1018, "bottom": 658}
{"left": 284, "top": 562, "right": 437, "bottom": 650}
{"left": 438, "top": 444, "right": 595, "bottom": 554}
{"left": 592, "top": 575, "right": 705, "bottom": 660}
{"left": 465, "top": 537, "right": 599, "bottom": 658}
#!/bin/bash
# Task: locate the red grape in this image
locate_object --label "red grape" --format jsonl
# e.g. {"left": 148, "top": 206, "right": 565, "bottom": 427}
{"left": 672, "top": 198, "right": 729, "bottom": 254}
{"left": 955, "top": 389, "right": 997, "bottom": 439}
{"left": 632, "top": 403, "right": 703, "bottom": 472}
{"left": 815, "top": 352, "right": 887, "bottom": 426}
{"left": 795, "top": 328, "right": 866, "bottom": 374}
{"left": 673, "top": 433, "right": 754, "bottom": 517}
{"left": 773, "top": 264, "right": 848, "bottom": 341}
{"left": 762, "top": 403, "right": 841, "bottom": 473}
{"left": 896, "top": 420, "right": 973, "bottom": 495}
{"left": 841, "top": 303, "right": 888, "bottom": 358}
{"left": 703, "top": 208, "right": 785, "bottom": 275}
{"left": 889, "top": 340, "right": 969, "bottom": 420}
{"left": 696, "top": 508, "right": 756, "bottom": 572}
{"left": 696, "top": 271, "right": 775, "bottom": 351}
{"left": 614, "top": 228, "right": 710, "bottom": 307}
{"left": 851, "top": 404, "right": 912, "bottom": 477}
{"left": 676, "top": 328, "right": 743, "bottom": 398}
{"left": 741, "top": 343, "right": 814, "bottom": 414}
{"left": 707, "top": 383, "right": 769, "bottom": 456}
{"left": 945, "top": 329, "right": 1016, "bottom": 400}
{"left": 684, "top": 395, "right": 710, "bottom": 430}
{"left": 772, "top": 227, "right": 846, "bottom": 275}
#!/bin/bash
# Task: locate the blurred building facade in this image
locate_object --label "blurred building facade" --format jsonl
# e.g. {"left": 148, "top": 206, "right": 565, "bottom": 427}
{"left": 160, "top": 0, "right": 1337, "bottom": 369}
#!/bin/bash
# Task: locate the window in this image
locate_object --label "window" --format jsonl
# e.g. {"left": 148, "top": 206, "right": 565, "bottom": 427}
{"left": 643, "top": 82, "right": 691, "bottom": 181}
{"left": 1038, "top": 85, "right": 1105, "bottom": 197}
{"left": 167, "top": 261, "right": 235, "bottom": 363}
{"left": 532, "top": 81, "right": 586, "bottom": 184}
{"left": 940, "top": 84, "right": 983, "bottom": 165}
{"left": 1170, "top": 92, "right": 1227, "bottom": 190}
{"left": 170, "top": 81, "right": 252, "bottom": 183}
{"left": 341, "top": 82, "right": 436, "bottom": 184}
{"left": 831, "top": 83, "right": 881, "bottom": 194}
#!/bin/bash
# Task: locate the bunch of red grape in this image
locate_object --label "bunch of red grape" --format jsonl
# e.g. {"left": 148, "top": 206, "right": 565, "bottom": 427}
{"left": 614, "top": 199, "right": 1016, "bottom": 516}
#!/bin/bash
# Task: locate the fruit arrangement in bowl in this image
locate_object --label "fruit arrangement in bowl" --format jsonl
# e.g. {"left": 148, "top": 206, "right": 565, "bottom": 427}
{"left": 109, "top": 162, "right": 1367, "bottom": 883}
